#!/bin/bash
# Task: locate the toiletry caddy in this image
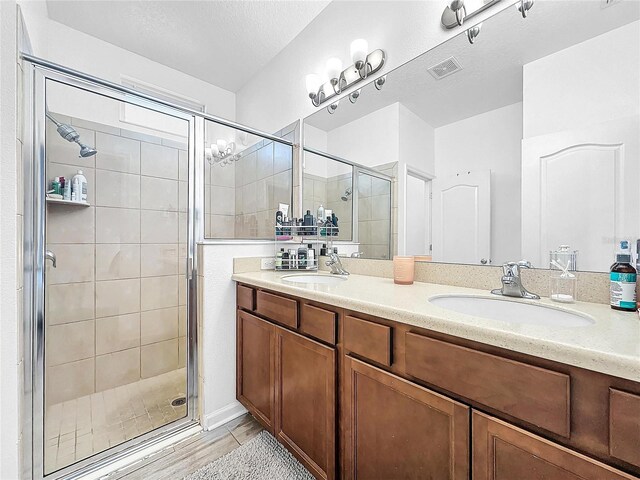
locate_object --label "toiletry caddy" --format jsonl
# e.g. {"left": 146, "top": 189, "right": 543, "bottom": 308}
{"left": 274, "top": 224, "right": 336, "bottom": 272}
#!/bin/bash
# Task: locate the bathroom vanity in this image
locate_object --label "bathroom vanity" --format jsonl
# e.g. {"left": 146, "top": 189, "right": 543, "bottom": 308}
{"left": 233, "top": 272, "right": 640, "bottom": 480}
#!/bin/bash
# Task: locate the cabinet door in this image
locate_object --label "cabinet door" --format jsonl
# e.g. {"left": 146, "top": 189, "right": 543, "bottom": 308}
{"left": 237, "top": 310, "right": 276, "bottom": 433}
{"left": 343, "top": 356, "right": 470, "bottom": 480}
{"left": 275, "top": 326, "right": 336, "bottom": 480}
{"left": 473, "top": 411, "right": 637, "bottom": 480}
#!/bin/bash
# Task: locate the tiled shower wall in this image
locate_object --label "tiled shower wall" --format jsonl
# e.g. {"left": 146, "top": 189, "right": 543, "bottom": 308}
{"left": 45, "top": 115, "right": 187, "bottom": 406}
{"left": 204, "top": 126, "right": 294, "bottom": 240}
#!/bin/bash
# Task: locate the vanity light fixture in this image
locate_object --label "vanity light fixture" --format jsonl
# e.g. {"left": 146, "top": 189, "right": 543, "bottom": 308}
{"left": 305, "top": 39, "right": 386, "bottom": 107}
{"left": 442, "top": 0, "right": 499, "bottom": 29}
{"left": 205, "top": 139, "right": 239, "bottom": 166}
{"left": 349, "top": 88, "right": 361, "bottom": 104}
{"left": 327, "top": 101, "right": 339, "bottom": 114}
{"left": 374, "top": 75, "right": 386, "bottom": 91}
{"left": 467, "top": 23, "right": 482, "bottom": 44}
{"left": 517, "top": 0, "right": 534, "bottom": 18}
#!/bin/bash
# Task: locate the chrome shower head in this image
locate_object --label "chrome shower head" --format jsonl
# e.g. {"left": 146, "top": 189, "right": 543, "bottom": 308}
{"left": 46, "top": 112, "right": 98, "bottom": 158}
{"left": 78, "top": 143, "right": 98, "bottom": 158}
{"left": 341, "top": 187, "right": 352, "bottom": 202}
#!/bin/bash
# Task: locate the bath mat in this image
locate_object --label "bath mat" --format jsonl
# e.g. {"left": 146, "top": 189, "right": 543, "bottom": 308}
{"left": 183, "top": 431, "right": 314, "bottom": 480}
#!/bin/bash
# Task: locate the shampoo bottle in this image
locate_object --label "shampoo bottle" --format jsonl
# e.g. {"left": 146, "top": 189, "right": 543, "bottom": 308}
{"left": 610, "top": 240, "right": 637, "bottom": 312}
{"left": 72, "top": 170, "right": 88, "bottom": 203}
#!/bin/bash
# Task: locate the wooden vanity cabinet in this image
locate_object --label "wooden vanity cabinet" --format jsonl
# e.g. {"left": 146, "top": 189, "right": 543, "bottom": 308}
{"left": 236, "top": 285, "right": 640, "bottom": 480}
{"left": 236, "top": 287, "right": 336, "bottom": 479}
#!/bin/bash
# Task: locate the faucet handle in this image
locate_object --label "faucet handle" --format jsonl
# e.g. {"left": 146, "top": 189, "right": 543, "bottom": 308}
{"left": 517, "top": 260, "right": 533, "bottom": 269}
{"left": 503, "top": 260, "right": 532, "bottom": 276}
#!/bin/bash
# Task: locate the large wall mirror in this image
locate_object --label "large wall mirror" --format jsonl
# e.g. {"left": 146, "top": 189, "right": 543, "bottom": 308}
{"left": 303, "top": 0, "right": 640, "bottom": 272}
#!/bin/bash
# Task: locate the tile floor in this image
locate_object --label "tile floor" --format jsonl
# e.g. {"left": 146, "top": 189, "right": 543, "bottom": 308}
{"left": 44, "top": 368, "right": 187, "bottom": 474}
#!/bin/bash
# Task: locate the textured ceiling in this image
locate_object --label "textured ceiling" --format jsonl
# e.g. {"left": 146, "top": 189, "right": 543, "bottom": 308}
{"left": 305, "top": 0, "right": 640, "bottom": 131}
{"left": 46, "top": 0, "right": 330, "bottom": 92}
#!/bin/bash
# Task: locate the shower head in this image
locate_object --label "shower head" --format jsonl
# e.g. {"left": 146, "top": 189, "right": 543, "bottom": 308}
{"left": 46, "top": 112, "right": 98, "bottom": 158}
{"left": 78, "top": 143, "right": 98, "bottom": 158}
{"left": 341, "top": 187, "right": 352, "bottom": 202}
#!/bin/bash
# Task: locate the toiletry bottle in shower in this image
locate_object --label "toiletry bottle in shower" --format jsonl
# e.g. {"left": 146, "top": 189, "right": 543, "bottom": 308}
{"left": 63, "top": 179, "right": 71, "bottom": 201}
{"left": 298, "top": 243, "right": 308, "bottom": 268}
{"left": 317, "top": 204, "right": 325, "bottom": 226}
{"left": 610, "top": 240, "right": 637, "bottom": 312}
{"left": 51, "top": 177, "right": 61, "bottom": 195}
{"left": 307, "top": 244, "right": 315, "bottom": 269}
{"left": 72, "top": 170, "right": 88, "bottom": 203}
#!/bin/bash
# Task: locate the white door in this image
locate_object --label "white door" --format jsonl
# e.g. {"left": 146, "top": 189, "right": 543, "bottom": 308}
{"left": 521, "top": 116, "right": 639, "bottom": 272}
{"left": 405, "top": 174, "right": 432, "bottom": 256}
{"left": 432, "top": 170, "right": 491, "bottom": 264}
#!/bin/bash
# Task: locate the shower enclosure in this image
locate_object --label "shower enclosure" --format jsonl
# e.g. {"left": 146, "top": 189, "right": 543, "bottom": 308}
{"left": 21, "top": 56, "right": 295, "bottom": 480}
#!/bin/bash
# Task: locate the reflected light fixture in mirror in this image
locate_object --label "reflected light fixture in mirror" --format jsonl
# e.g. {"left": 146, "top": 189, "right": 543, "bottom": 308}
{"left": 327, "top": 100, "right": 339, "bottom": 114}
{"left": 351, "top": 38, "right": 369, "bottom": 77}
{"left": 205, "top": 139, "right": 237, "bottom": 166}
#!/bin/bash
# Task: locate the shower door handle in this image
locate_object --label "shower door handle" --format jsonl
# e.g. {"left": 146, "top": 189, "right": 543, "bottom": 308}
{"left": 45, "top": 250, "right": 57, "bottom": 268}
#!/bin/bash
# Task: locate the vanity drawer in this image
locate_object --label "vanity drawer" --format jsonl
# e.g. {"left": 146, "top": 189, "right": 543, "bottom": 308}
{"left": 237, "top": 285, "right": 255, "bottom": 311}
{"left": 256, "top": 290, "right": 298, "bottom": 329}
{"left": 300, "top": 304, "right": 336, "bottom": 345}
{"left": 344, "top": 315, "right": 392, "bottom": 366}
{"left": 405, "top": 332, "right": 570, "bottom": 437}
{"left": 609, "top": 388, "right": 640, "bottom": 467}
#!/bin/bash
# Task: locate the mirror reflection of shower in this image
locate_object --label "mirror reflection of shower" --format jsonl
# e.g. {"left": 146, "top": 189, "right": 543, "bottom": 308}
{"left": 45, "top": 112, "right": 98, "bottom": 157}
{"left": 341, "top": 186, "right": 352, "bottom": 201}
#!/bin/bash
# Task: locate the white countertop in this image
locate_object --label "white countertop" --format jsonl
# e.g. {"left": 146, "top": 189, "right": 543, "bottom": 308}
{"left": 232, "top": 271, "right": 640, "bottom": 382}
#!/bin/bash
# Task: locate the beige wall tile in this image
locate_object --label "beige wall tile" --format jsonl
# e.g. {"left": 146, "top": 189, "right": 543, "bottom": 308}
{"left": 242, "top": 183, "right": 257, "bottom": 213}
{"left": 140, "top": 244, "right": 178, "bottom": 277}
{"left": 141, "top": 176, "right": 178, "bottom": 212}
{"left": 48, "top": 282, "right": 94, "bottom": 325}
{"left": 46, "top": 320, "right": 95, "bottom": 367}
{"left": 273, "top": 170, "right": 292, "bottom": 206}
{"left": 46, "top": 206, "right": 95, "bottom": 244}
{"left": 274, "top": 142, "right": 292, "bottom": 174}
{"left": 96, "top": 313, "right": 140, "bottom": 355}
{"left": 141, "top": 339, "right": 178, "bottom": 378}
{"left": 256, "top": 144, "right": 273, "bottom": 180}
{"left": 211, "top": 186, "right": 235, "bottom": 215}
{"left": 178, "top": 181, "right": 188, "bottom": 213}
{"left": 95, "top": 244, "right": 140, "bottom": 281}
{"left": 95, "top": 132, "right": 140, "bottom": 174}
{"left": 95, "top": 170, "right": 140, "bottom": 209}
{"left": 179, "top": 277, "right": 187, "bottom": 306}
{"left": 46, "top": 358, "right": 95, "bottom": 406}
{"left": 255, "top": 178, "right": 272, "bottom": 213}
{"left": 95, "top": 278, "right": 140, "bottom": 318}
{"left": 211, "top": 160, "right": 235, "bottom": 187}
{"left": 95, "top": 207, "right": 140, "bottom": 244}
{"left": 71, "top": 118, "right": 120, "bottom": 136}
{"left": 179, "top": 212, "right": 187, "bottom": 243}
{"left": 210, "top": 215, "right": 234, "bottom": 237}
{"left": 141, "top": 143, "right": 179, "bottom": 179}
{"left": 47, "top": 122, "right": 96, "bottom": 169}
{"left": 178, "top": 150, "right": 188, "bottom": 181}
{"left": 141, "top": 210, "right": 178, "bottom": 244}
{"left": 239, "top": 151, "right": 257, "bottom": 186}
{"left": 46, "top": 244, "right": 95, "bottom": 285}
{"left": 140, "top": 307, "right": 178, "bottom": 345}
{"left": 178, "top": 306, "right": 187, "bottom": 337}
{"left": 95, "top": 348, "right": 140, "bottom": 392}
{"left": 141, "top": 275, "right": 178, "bottom": 311}
{"left": 178, "top": 336, "right": 186, "bottom": 369}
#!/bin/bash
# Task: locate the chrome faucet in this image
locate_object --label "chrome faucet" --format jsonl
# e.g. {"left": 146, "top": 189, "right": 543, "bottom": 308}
{"left": 491, "top": 260, "right": 540, "bottom": 299}
{"left": 326, "top": 252, "right": 349, "bottom": 275}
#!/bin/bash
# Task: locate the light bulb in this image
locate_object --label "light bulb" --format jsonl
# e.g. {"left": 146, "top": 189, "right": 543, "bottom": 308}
{"left": 305, "top": 74, "right": 321, "bottom": 97}
{"left": 211, "top": 144, "right": 219, "bottom": 156}
{"left": 217, "top": 139, "right": 227, "bottom": 152}
{"left": 350, "top": 39, "right": 368, "bottom": 68}
{"left": 326, "top": 57, "right": 343, "bottom": 82}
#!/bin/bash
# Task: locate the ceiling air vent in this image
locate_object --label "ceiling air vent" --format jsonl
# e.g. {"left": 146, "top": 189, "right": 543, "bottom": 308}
{"left": 427, "top": 56, "right": 462, "bottom": 80}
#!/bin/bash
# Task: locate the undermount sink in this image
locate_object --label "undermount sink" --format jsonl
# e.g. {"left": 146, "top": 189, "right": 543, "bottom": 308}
{"left": 429, "top": 294, "right": 595, "bottom": 328}
{"left": 282, "top": 274, "right": 347, "bottom": 285}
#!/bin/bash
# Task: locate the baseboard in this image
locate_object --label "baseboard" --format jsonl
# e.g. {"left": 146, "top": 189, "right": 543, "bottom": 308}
{"left": 203, "top": 401, "right": 248, "bottom": 431}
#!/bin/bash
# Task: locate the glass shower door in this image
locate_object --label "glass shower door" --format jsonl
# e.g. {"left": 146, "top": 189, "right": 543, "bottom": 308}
{"left": 39, "top": 76, "right": 195, "bottom": 476}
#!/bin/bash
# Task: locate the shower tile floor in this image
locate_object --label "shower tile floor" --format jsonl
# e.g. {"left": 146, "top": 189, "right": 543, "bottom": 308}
{"left": 44, "top": 368, "right": 187, "bottom": 474}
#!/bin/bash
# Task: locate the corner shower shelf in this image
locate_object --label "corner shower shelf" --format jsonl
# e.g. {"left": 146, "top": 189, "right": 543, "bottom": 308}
{"left": 46, "top": 197, "right": 90, "bottom": 207}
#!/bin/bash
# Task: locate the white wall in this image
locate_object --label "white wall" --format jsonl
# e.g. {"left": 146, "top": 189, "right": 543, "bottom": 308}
{"left": 523, "top": 20, "right": 640, "bottom": 139}
{"left": 199, "top": 244, "right": 272, "bottom": 430}
{"left": 434, "top": 102, "right": 523, "bottom": 265}
{"left": 236, "top": 0, "right": 511, "bottom": 134}
{"left": 327, "top": 103, "right": 400, "bottom": 167}
{"left": 18, "top": 1, "right": 236, "bottom": 123}
{"left": 399, "top": 104, "right": 435, "bottom": 174}
{"left": 0, "top": 2, "right": 21, "bottom": 478}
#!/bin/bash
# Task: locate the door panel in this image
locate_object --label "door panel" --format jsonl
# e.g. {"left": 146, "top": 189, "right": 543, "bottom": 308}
{"left": 472, "top": 411, "right": 636, "bottom": 480}
{"left": 522, "top": 117, "right": 639, "bottom": 271}
{"left": 275, "top": 326, "right": 336, "bottom": 480}
{"left": 432, "top": 170, "right": 491, "bottom": 264}
{"left": 237, "top": 311, "right": 276, "bottom": 433}
{"left": 343, "top": 357, "right": 470, "bottom": 480}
